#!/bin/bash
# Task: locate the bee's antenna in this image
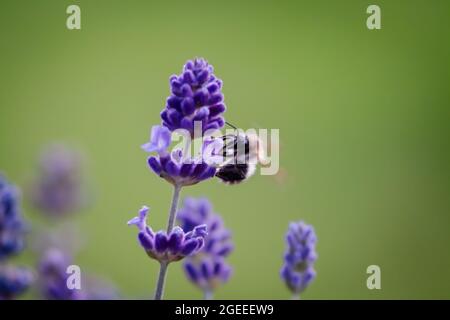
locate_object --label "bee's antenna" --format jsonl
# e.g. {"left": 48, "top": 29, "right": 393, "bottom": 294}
{"left": 225, "top": 121, "right": 238, "bottom": 130}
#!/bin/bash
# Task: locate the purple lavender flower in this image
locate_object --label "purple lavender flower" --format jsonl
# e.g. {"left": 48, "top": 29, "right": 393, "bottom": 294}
{"left": 178, "top": 198, "right": 233, "bottom": 257}
{"left": 143, "top": 125, "right": 218, "bottom": 187}
{"left": 280, "top": 221, "right": 317, "bottom": 297}
{"left": 135, "top": 59, "right": 227, "bottom": 300}
{"left": 178, "top": 198, "right": 233, "bottom": 298}
{"left": 38, "top": 248, "right": 119, "bottom": 300}
{"left": 141, "top": 125, "right": 172, "bottom": 154}
{"left": 0, "top": 175, "right": 26, "bottom": 260}
{"left": 0, "top": 265, "right": 33, "bottom": 300}
{"left": 128, "top": 206, "right": 207, "bottom": 263}
{"left": 161, "top": 58, "right": 226, "bottom": 136}
{"left": 30, "top": 145, "right": 87, "bottom": 217}
{"left": 184, "top": 257, "right": 232, "bottom": 298}
{"left": 38, "top": 248, "right": 85, "bottom": 300}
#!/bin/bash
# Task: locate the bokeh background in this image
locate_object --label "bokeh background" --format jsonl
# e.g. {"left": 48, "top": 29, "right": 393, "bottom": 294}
{"left": 1, "top": 0, "right": 450, "bottom": 299}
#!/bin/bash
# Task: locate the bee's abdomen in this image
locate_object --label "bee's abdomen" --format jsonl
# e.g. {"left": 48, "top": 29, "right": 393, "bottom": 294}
{"left": 215, "top": 164, "right": 248, "bottom": 184}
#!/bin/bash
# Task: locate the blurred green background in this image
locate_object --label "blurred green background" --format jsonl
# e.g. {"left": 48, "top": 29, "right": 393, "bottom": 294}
{"left": 1, "top": 0, "right": 450, "bottom": 299}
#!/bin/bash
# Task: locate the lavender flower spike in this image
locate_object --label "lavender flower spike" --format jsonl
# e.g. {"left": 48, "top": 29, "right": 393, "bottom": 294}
{"left": 38, "top": 248, "right": 85, "bottom": 300}
{"left": 280, "top": 221, "right": 317, "bottom": 298}
{"left": 161, "top": 58, "right": 226, "bottom": 136}
{"left": 0, "top": 175, "right": 27, "bottom": 260}
{"left": 137, "top": 59, "right": 225, "bottom": 300}
{"left": 178, "top": 198, "right": 233, "bottom": 257}
{"left": 38, "top": 248, "right": 119, "bottom": 300}
{"left": 143, "top": 125, "right": 217, "bottom": 187}
{"left": 30, "top": 145, "right": 87, "bottom": 217}
{"left": 128, "top": 206, "right": 207, "bottom": 263}
{"left": 178, "top": 197, "right": 233, "bottom": 298}
{"left": 184, "top": 257, "right": 232, "bottom": 299}
{"left": 0, "top": 265, "right": 33, "bottom": 300}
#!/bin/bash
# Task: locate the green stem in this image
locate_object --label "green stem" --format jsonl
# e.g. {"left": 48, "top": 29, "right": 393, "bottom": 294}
{"left": 153, "top": 184, "right": 182, "bottom": 300}
{"left": 166, "top": 184, "right": 182, "bottom": 233}
{"left": 154, "top": 261, "right": 169, "bottom": 300}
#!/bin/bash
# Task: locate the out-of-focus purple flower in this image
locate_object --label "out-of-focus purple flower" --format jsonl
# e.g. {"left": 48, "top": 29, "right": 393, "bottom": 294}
{"left": 30, "top": 145, "right": 87, "bottom": 217}
{"left": 0, "top": 265, "right": 33, "bottom": 300}
{"left": 38, "top": 248, "right": 120, "bottom": 300}
{"left": 143, "top": 126, "right": 218, "bottom": 187}
{"left": 38, "top": 248, "right": 85, "bottom": 300}
{"left": 161, "top": 58, "right": 226, "bottom": 136}
{"left": 184, "top": 257, "right": 232, "bottom": 295}
{"left": 178, "top": 198, "right": 233, "bottom": 257}
{"left": 178, "top": 198, "right": 233, "bottom": 295}
{"left": 280, "top": 221, "right": 317, "bottom": 296}
{"left": 0, "top": 175, "right": 26, "bottom": 260}
{"left": 128, "top": 206, "right": 207, "bottom": 263}
{"left": 0, "top": 176, "right": 31, "bottom": 300}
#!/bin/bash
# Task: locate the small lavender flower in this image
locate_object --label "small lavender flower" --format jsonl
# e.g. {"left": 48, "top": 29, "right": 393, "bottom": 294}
{"left": 30, "top": 145, "right": 87, "bottom": 217}
{"left": 161, "top": 58, "right": 226, "bottom": 136}
{"left": 143, "top": 125, "right": 218, "bottom": 187}
{"left": 280, "top": 221, "right": 317, "bottom": 298}
{"left": 178, "top": 198, "right": 233, "bottom": 257}
{"left": 184, "top": 257, "right": 232, "bottom": 299}
{"left": 0, "top": 265, "right": 33, "bottom": 300}
{"left": 128, "top": 206, "right": 207, "bottom": 263}
{"left": 38, "top": 248, "right": 119, "bottom": 300}
{"left": 0, "top": 175, "right": 26, "bottom": 260}
{"left": 38, "top": 248, "right": 85, "bottom": 300}
{"left": 178, "top": 198, "right": 233, "bottom": 298}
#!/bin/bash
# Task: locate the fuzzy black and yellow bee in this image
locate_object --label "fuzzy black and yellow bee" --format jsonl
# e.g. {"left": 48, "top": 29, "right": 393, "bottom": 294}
{"left": 214, "top": 123, "right": 265, "bottom": 184}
